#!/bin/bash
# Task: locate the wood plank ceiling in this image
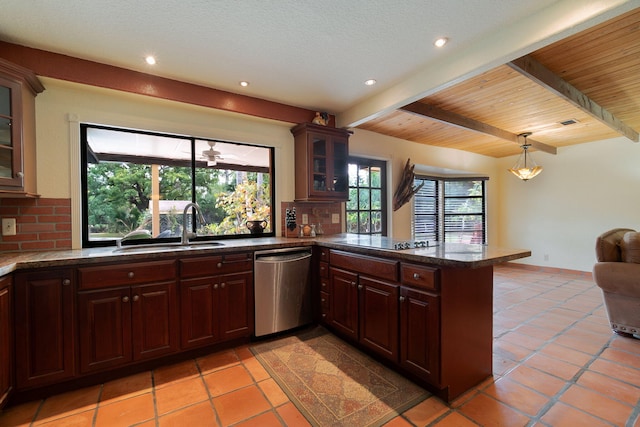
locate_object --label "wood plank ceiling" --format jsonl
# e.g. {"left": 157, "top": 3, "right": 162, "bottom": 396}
{"left": 358, "top": 8, "right": 640, "bottom": 158}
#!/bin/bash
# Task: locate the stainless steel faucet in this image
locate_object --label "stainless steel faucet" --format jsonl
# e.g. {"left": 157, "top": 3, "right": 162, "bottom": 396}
{"left": 182, "top": 202, "right": 206, "bottom": 245}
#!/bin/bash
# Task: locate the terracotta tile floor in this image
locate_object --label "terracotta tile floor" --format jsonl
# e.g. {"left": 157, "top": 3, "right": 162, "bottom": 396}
{"left": 2, "top": 264, "right": 640, "bottom": 426}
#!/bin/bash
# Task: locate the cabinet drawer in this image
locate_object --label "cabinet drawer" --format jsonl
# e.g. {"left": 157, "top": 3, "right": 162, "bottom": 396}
{"left": 318, "top": 247, "right": 330, "bottom": 262}
{"left": 180, "top": 252, "right": 252, "bottom": 278}
{"left": 329, "top": 250, "right": 398, "bottom": 282}
{"left": 319, "top": 261, "right": 329, "bottom": 278}
{"left": 401, "top": 264, "right": 439, "bottom": 291}
{"left": 78, "top": 260, "right": 176, "bottom": 290}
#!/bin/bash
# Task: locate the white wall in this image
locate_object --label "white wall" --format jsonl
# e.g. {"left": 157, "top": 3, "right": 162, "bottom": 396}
{"left": 35, "top": 78, "right": 296, "bottom": 247}
{"left": 498, "top": 136, "right": 640, "bottom": 272}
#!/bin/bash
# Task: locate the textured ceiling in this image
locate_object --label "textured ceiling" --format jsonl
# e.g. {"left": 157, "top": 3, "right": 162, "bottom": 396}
{"left": 0, "top": 0, "right": 565, "bottom": 112}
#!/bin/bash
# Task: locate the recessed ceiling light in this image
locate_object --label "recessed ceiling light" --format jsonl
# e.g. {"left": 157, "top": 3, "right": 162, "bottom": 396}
{"left": 145, "top": 55, "right": 156, "bottom": 65}
{"left": 239, "top": 81, "right": 250, "bottom": 87}
{"left": 364, "top": 79, "right": 377, "bottom": 86}
{"left": 434, "top": 37, "right": 448, "bottom": 48}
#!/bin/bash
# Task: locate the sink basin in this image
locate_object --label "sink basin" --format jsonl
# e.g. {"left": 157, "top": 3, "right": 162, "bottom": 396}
{"left": 113, "top": 241, "right": 224, "bottom": 253}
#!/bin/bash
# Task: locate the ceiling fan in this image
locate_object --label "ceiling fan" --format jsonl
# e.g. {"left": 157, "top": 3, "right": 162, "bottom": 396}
{"left": 201, "top": 141, "right": 224, "bottom": 166}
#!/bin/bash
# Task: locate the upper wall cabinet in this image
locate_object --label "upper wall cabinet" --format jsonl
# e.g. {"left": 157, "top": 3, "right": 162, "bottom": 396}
{"left": 291, "top": 123, "right": 351, "bottom": 202}
{"left": 0, "top": 59, "right": 45, "bottom": 197}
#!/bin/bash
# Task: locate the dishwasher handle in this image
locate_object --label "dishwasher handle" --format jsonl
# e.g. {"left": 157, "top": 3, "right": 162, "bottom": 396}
{"left": 254, "top": 251, "right": 312, "bottom": 263}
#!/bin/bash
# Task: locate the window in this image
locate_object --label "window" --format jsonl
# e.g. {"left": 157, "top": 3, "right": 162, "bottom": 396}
{"left": 81, "top": 124, "right": 274, "bottom": 247}
{"left": 346, "top": 157, "right": 387, "bottom": 235}
{"left": 413, "top": 176, "right": 486, "bottom": 244}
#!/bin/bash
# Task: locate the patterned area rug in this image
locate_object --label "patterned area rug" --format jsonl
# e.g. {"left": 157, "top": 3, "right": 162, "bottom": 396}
{"left": 250, "top": 327, "right": 430, "bottom": 427}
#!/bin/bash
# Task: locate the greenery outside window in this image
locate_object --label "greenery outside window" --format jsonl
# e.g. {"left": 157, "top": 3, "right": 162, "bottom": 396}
{"left": 81, "top": 124, "right": 274, "bottom": 247}
{"left": 346, "top": 157, "right": 387, "bottom": 235}
{"left": 413, "top": 176, "right": 486, "bottom": 244}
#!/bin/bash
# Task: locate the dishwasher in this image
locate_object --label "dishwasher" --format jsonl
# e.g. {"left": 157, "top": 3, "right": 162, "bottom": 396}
{"left": 254, "top": 247, "right": 313, "bottom": 337}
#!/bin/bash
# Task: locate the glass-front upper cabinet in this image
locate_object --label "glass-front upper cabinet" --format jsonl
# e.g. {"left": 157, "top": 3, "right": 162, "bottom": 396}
{"left": 0, "top": 78, "right": 20, "bottom": 185}
{"left": 291, "top": 122, "right": 351, "bottom": 201}
{"left": 0, "top": 59, "right": 44, "bottom": 196}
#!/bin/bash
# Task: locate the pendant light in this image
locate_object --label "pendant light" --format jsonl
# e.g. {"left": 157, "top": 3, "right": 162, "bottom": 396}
{"left": 508, "top": 132, "right": 542, "bottom": 181}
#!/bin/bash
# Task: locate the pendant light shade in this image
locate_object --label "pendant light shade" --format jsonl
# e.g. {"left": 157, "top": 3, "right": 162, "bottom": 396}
{"left": 508, "top": 133, "right": 542, "bottom": 181}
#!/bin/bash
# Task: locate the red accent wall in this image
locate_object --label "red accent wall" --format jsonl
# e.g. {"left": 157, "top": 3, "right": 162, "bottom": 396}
{"left": 0, "top": 198, "right": 71, "bottom": 252}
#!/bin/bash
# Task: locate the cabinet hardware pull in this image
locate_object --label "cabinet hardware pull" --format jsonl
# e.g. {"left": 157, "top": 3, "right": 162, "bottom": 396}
{"left": 128, "top": 272, "right": 134, "bottom": 278}
{"left": 351, "top": 281, "right": 356, "bottom": 287}
{"left": 62, "top": 279, "right": 71, "bottom": 286}
{"left": 214, "top": 284, "right": 219, "bottom": 289}
{"left": 16, "top": 171, "right": 24, "bottom": 178}
{"left": 357, "top": 285, "right": 363, "bottom": 290}
{"left": 217, "top": 262, "right": 222, "bottom": 268}
{"left": 221, "top": 283, "right": 226, "bottom": 288}
{"left": 122, "top": 296, "right": 130, "bottom": 303}
{"left": 399, "top": 296, "right": 405, "bottom": 302}
{"left": 321, "top": 282, "right": 326, "bottom": 287}
{"left": 132, "top": 295, "right": 139, "bottom": 302}
{"left": 413, "top": 273, "right": 420, "bottom": 279}
{"left": 322, "top": 313, "right": 326, "bottom": 318}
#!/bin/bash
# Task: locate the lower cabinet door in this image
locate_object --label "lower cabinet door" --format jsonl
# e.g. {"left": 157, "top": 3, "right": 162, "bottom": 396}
{"left": 218, "top": 272, "right": 253, "bottom": 342}
{"left": 132, "top": 282, "right": 179, "bottom": 360}
{"left": 359, "top": 276, "right": 399, "bottom": 362}
{"left": 14, "top": 269, "right": 75, "bottom": 389}
{"left": 180, "top": 277, "right": 218, "bottom": 349}
{"left": 0, "top": 277, "right": 12, "bottom": 407}
{"left": 78, "top": 288, "right": 132, "bottom": 374}
{"left": 330, "top": 268, "right": 359, "bottom": 340}
{"left": 399, "top": 286, "right": 440, "bottom": 385}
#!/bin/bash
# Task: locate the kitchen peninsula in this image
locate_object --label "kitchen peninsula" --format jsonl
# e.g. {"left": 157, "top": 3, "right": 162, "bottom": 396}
{"left": 0, "top": 235, "right": 529, "bottom": 405}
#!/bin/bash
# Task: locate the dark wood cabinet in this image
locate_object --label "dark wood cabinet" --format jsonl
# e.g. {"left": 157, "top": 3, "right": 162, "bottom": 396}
{"left": 0, "top": 58, "right": 44, "bottom": 196}
{"left": 399, "top": 286, "right": 440, "bottom": 385}
{"left": 329, "top": 267, "right": 358, "bottom": 340}
{"left": 77, "top": 260, "right": 178, "bottom": 374}
{"left": 14, "top": 268, "right": 75, "bottom": 389}
{"left": 359, "top": 276, "right": 399, "bottom": 362}
{"left": 0, "top": 275, "right": 12, "bottom": 408}
{"left": 328, "top": 250, "right": 400, "bottom": 363}
{"left": 291, "top": 122, "right": 351, "bottom": 201}
{"left": 179, "top": 253, "right": 253, "bottom": 350}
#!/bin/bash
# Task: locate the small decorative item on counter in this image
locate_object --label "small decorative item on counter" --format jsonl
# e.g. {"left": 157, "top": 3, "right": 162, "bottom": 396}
{"left": 302, "top": 224, "right": 312, "bottom": 237}
{"left": 246, "top": 219, "right": 268, "bottom": 234}
{"left": 310, "top": 224, "right": 316, "bottom": 237}
{"left": 312, "top": 112, "right": 329, "bottom": 126}
{"left": 315, "top": 222, "right": 324, "bottom": 235}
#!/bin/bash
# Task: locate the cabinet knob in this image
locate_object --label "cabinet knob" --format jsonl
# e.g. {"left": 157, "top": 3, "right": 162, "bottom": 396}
{"left": 357, "top": 284, "right": 363, "bottom": 290}
{"left": 321, "top": 298, "right": 325, "bottom": 302}
{"left": 399, "top": 296, "right": 405, "bottom": 302}
{"left": 62, "top": 279, "right": 71, "bottom": 286}
{"left": 122, "top": 296, "right": 130, "bottom": 303}
{"left": 132, "top": 295, "right": 139, "bottom": 302}
{"left": 214, "top": 284, "right": 219, "bottom": 289}
{"left": 413, "top": 273, "right": 420, "bottom": 280}
{"left": 15, "top": 171, "right": 24, "bottom": 178}
{"left": 128, "top": 271, "right": 135, "bottom": 278}
{"left": 322, "top": 313, "right": 326, "bottom": 318}
{"left": 321, "top": 282, "right": 326, "bottom": 287}
{"left": 351, "top": 281, "right": 356, "bottom": 287}
{"left": 217, "top": 262, "right": 222, "bottom": 268}
{"left": 221, "top": 283, "right": 226, "bottom": 288}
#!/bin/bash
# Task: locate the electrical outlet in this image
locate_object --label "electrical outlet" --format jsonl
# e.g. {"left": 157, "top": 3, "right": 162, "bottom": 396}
{"left": 332, "top": 213, "right": 340, "bottom": 224}
{"left": 544, "top": 254, "right": 549, "bottom": 261}
{"left": 302, "top": 214, "right": 308, "bottom": 225}
{"left": 2, "top": 218, "right": 16, "bottom": 236}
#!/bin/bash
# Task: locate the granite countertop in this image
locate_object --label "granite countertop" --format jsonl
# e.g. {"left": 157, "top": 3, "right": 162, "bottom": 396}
{"left": 0, "top": 234, "right": 531, "bottom": 276}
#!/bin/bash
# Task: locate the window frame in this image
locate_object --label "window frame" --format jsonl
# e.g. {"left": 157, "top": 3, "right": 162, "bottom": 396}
{"left": 80, "top": 123, "right": 276, "bottom": 248}
{"left": 413, "top": 175, "right": 487, "bottom": 244}
{"left": 345, "top": 156, "right": 388, "bottom": 236}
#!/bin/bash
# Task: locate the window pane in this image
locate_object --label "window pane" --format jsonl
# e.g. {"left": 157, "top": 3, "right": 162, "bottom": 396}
{"left": 358, "top": 166, "right": 370, "bottom": 187}
{"left": 371, "top": 189, "right": 381, "bottom": 210}
{"left": 358, "top": 211, "right": 370, "bottom": 233}
{"left": 371, "top": 167, "right": 381, "bottom": 188}
{"left": 347, "top": 188, "right": 358, "bottom": 210}
{"left": 83, "top": 125, "right": 274, "bottom": 246}
{"left": 372, "top": 211, "right": 382, "bottom": 233}
{"left": 358, "top": 189, "right": 370, "bottom": 209}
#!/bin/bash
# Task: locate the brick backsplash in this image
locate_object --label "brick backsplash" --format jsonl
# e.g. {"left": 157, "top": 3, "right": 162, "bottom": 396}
{"left": 281, "top": 201, "right": 342, "bottom": 238}
{"left": 0, "top": 198, "right": 72, "bottom": 252}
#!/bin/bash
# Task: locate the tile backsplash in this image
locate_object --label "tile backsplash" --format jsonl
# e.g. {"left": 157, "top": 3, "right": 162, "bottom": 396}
{"left": 0, "top": 198, "right": 71, "bottom": 252}
{"left": 280, "top": 201, "right": 342, "bottom": 238}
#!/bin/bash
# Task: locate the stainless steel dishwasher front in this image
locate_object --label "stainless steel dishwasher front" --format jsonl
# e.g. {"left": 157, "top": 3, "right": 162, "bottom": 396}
{"left": 254, "top": 247, "right": 313, "bottom": 337}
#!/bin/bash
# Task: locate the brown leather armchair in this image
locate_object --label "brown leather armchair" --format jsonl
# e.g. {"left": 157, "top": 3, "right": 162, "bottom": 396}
{"left": 593, "top": 228, "right": 640, "bottom": 338}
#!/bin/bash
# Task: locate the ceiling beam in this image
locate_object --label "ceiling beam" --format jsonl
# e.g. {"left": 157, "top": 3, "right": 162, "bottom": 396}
{"left": 508, "top": 55, "right": 639, "bottom": 143}
{"left": 399, "top": 102, "right": 558, "bottom": 155}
